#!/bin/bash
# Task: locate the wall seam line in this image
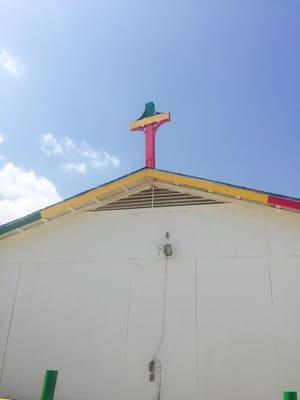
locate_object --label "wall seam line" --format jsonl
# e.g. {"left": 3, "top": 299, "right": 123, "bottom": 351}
{"left": 0, "top": 263, "right": 22, "bottom": 383}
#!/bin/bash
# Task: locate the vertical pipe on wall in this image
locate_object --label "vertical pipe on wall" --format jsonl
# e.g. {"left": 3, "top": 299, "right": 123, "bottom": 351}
{"left": 40, "top": 370, "right": 58, "bottom": 400}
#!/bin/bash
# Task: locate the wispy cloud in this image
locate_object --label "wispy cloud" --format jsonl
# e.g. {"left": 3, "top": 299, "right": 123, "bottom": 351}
{"left": 0, "top": 162, "right": 61, "bottom": 224}
{"left": 0, "top": 48, "right": 24, "bottom": 77}
{"left": 40, "top": 133, "right": 63, "bottom": 156}
{"left": 40, "top": 133, "right": 120, "bottom": 173}
{"left": 61, "top": 162, "right": 87, "bottom": 174}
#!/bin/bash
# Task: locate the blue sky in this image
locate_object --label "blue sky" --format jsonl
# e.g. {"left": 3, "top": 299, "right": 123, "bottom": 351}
{"left": 0, "top": 0, "right": 299, "bottom": 223}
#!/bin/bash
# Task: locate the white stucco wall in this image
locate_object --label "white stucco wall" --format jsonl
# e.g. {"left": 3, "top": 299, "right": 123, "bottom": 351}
{"left": 0, "top": 201, "right": 299, "bottom": 400}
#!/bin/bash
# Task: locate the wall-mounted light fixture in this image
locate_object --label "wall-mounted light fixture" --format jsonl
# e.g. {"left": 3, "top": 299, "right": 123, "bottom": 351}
{"left": 158, "top": 232, "right": 174, "bottom": 257}
{"left": 163, "top": 243, "right": 173, "bottom": 257}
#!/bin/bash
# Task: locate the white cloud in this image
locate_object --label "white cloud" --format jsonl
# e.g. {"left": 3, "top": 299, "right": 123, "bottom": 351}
{"left": 61, "top": 162, "right": 87, "bottom": 174}
{"left": 0, "top": 135, "right": 6, "bottom": 161}
{"left": 40, "top": 133, "right": 63, "bottom": 156}
{"left": 0, "top": 48, "right": 24, "bottom": 77}
{"left": 40, "top": 133, "right": 120, "bottom": 173}
{"left": 0, "top": 162, "right": 61, "bottom": 224}
{"left": 80, "top": 144, "right": 120, "bottom": 168}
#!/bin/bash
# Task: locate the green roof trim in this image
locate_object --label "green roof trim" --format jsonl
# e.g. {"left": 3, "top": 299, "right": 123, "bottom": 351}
{"left": 0, "top": 211, "right": 41, "bottom": 236}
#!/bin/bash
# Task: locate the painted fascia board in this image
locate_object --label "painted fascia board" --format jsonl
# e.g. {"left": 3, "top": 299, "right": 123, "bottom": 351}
{"left": 148, "top": 169, "right": 300, "bottom": 212}
{"left": 0, "top": 169, "right": 147, "bottom": 239}
{"left": 41, "top": 170, "right": 148, "bottom": 219}
{"left": 0, "top": 167, "right": 299, "bottom": 240}
{"left": 0, "top": 212, "right": 41, "bottom": 237}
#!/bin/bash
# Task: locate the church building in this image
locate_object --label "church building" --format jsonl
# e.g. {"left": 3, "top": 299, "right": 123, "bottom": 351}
{"left": 0, "top": 103, "right": 299, "bottom": 400}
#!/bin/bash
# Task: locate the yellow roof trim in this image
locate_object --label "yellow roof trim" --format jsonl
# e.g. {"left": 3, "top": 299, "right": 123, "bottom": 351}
{"left": 144, "top": 170, "right": 269, "bottom": 204}
{"left": 1, "top": 167, "right": 298, "bottom": 241}
{"left": 41, "top": 168, "right": 270, "bottom": 221}
{"left": 41, "top": 170, "right": 147, "bottom": 219}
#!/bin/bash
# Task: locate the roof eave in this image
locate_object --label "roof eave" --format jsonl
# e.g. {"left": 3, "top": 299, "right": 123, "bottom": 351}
{"left": 0, "top": 167, "right": 299, "bottom": 240}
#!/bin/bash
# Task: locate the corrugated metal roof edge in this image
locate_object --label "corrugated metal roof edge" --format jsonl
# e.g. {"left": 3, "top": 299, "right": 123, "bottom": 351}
{"left": 0, "top": 167, "right": 299, "bottom": 238}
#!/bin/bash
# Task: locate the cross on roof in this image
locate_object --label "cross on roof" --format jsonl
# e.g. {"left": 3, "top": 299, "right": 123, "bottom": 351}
{"left": 130, "top": 102, "right": 170, "bottom": 168}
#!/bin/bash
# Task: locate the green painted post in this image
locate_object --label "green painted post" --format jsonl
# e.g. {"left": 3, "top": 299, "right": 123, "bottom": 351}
{"left": 40, "top": 370, "right": 58, "bottom": 400}
{"left": 283, "top": 391, "right": 297, "bottom": 400}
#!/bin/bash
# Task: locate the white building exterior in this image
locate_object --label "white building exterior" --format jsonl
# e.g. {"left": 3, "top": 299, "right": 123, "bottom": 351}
{"left": 0, "top": 168, "right": 299, "bottom": 400}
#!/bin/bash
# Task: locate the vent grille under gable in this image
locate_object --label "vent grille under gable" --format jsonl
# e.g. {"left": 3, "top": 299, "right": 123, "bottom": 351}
{"left": 93, "top": 187, "right": 224, "bottom": 211}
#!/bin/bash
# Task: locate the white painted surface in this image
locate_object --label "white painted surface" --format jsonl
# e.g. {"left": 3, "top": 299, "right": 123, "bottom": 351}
{"left": 0, "top": 202, "right": 299, "bottom": 399}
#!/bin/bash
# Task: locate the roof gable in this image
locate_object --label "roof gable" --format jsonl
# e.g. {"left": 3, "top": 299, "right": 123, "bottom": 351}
{"left": 0, "top": 168, "right": 299, "bottom": 240}
{"left": 91, "top": 186, "right": 224, "bottom": 211}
